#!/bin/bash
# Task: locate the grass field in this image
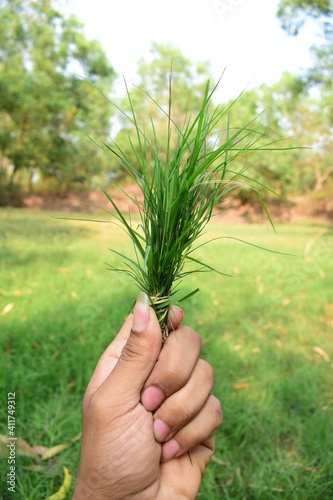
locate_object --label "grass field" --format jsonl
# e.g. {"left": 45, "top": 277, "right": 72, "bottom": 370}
{"left": 0, "top": 208, "right": 332, "bottom": 499}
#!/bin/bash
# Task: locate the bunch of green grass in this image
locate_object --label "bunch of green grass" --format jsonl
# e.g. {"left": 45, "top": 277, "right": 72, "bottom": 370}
{"left": 101, "top": 78, "right": 285, "bottom": 340}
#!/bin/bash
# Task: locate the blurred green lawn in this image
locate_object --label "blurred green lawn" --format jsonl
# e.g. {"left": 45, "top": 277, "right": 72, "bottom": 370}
{"left": 0, "top": 209, "right": 332, "bottom": 499}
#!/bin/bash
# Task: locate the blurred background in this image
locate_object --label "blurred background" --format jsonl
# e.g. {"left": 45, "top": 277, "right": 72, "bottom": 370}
{"left": 0, "top": 0, "right": 332, "bottom": 213}
{"left": 0, "top": 1, "right": 332, "bottom": 499}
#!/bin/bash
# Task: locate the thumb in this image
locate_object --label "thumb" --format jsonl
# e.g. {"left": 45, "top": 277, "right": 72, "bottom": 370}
{"left": 102, "top": 292, "right": 162, "bottom": 400}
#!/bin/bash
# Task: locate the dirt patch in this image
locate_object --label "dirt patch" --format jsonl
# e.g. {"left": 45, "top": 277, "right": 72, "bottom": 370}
{"left": 22, "top": 187, "right": 143, "bottom": 214}
{"left": 20, "top": 187, "right": 332, "bottom": 224}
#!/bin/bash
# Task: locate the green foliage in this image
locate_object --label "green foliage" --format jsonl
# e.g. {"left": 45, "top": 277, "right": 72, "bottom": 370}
{"left": 0, "top": 210, "right": 332, "bottom": 498}
{"left": 136, "top": 42, "right": 213, "bottom": 110}
{"left": 0, "top": 0, "right": 116, "bottom": 198}
{"left": 225, "top": 72, "right": 333, "bottom": 197}
{"left": 277, "top": 0, "right": 333, "bottom": 35}
{"left": 0, "top": 0, "right": 331, "bottom": 202}
{"left": 277, "top": 0, "right": 333, "bottom": 94}
{"left": 108, "top": 43, "right": 214, "bottom": 176}
{"left": 110, "top": 44, "right": 331, "bottom": 200}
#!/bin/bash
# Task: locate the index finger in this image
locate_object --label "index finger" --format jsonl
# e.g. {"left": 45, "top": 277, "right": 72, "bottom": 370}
{"left": 140, "top": 326, "right": 202, "bottom": 411}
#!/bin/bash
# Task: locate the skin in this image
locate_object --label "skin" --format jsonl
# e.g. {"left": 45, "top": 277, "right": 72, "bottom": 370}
{"left": 73, "top": 293, "right": 223, "bottom": 499}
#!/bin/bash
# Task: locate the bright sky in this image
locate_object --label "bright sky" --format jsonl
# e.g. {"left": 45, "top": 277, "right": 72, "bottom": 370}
{"left": 64, "top": 0, "right": 318, "bottom": 101}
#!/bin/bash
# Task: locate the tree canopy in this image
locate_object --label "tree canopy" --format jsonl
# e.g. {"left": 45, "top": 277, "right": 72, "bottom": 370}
{"left": 105, "top": 43, "right": 215, "bottom": 176}
{"left": 277, "top": 0, "right": 333, "bottom": 94}
{"left": 0, "top": 0, "right": 116, "bottom": 199}
{"left": 0, "top": 1, "right": 331, "bottom": 206}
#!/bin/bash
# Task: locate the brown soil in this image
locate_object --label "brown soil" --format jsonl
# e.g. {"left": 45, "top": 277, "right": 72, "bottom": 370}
{"left": 21, "top": 186, "right": 333, "bottom": 224}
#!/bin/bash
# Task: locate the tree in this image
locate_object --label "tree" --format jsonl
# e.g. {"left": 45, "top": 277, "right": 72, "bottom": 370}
{"left": 106, "top": 43, "right": 215, "bottom": 177}
{"left": 259, "top": 73, "right": 333, "bottom": 194}
{"left": 277, "top": 0, "right": 333, "bottom": 94}
{"left": 0, "top": 0, "right": 116, "bottom": 198}
{"left": 277, "top": 1, "right": 333, "bottom": 194}
{"left": 210, "top": 71, "right": 332, "bottom": 199}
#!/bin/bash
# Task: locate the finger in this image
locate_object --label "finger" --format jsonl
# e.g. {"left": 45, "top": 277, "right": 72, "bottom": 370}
{"left": 166, "top": 306, "right": 184, "bottom": 332}
{"left": 187, "top": 436, "right": 216, "bottom": 473}
{"left": 97, "top": 292, "right": 162, "bottom": 405}
{"left": 152, "top": 359, "right": 214, "bottom": 442}
{"left": 83, "top": 313, "right": 133, "bottom": 407}
{"left": 159, "top": 437, "right": 215, "bottom": 499}
{"left": 140, "top": 326, "right": 201, "bottom": 411}
{"left": 160, "top": 395, "right": 222, "bottom": 462}
{"left": 84, "top": 305, "right": 184, "bottom": 409}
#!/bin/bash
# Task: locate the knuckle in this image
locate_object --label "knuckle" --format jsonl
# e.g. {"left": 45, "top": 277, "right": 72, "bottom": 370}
{"left": 82, "top": 390, "right": 91, "bottom": 413}
{"left": 177, "top": 326, "right": 202, "bottom": 350}
{"left": 208, "top": 395, "right": 223, "bottom": 426}
{"left": 120, "top": 334, "right": 143, "bottom": 363}
{"left": 160, "top": 400, "right": 193, "bottom": 432}
{"left": 161, "top": 364, "right": 185, "bottom": 393}
{"left": 86, "top": 391, "right": 105, "bottom": 420}
{"left": 197, "top": 359, "right": 214, "bottom": 385}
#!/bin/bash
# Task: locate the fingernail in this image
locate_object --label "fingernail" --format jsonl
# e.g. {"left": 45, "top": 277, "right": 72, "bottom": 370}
{"left": 161, "top": 439, "right": 180, "bottom": 461}
{"left": 141, "top": 386, "right": 165, "bottom": 411}
{"left": 153, "top": 419, "right": 170, "bottom": 442}
{"left": 132, "top": 292, "right": 150, "bottom": 332}
{"left": 167, "top": 306, "right": 183, "bottom": 328}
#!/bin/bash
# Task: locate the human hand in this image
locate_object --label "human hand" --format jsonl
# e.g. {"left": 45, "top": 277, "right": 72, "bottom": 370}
{"left": 73, "top": 292, "right": 222, "bottom": 499}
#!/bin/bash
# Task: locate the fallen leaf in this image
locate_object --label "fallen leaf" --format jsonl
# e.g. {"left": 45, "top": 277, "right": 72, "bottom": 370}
{"left": 262, "top": 321, "right": 273, "bottom": 331}
{"left": 1, "top": 303, "right": 14, "bottom": 316}
{"left": 1, "top": 433, "right": 82, "bottom": 464}
{"left": 43, "top": 466, "right": 72, "bottom": 500}
{"left": 0, "top": 435, "right": 41, "bottom": 462}
{"left": 233, "top": 382, "right": 250, "bottom": 390}
{"left": 40, "top": 433, "right": 81, "bottom": 460}
{"left": 41, "top": 444, "right": 69, "bottom": 461}
{"left": 17, "top": 438, "right": 42, "bottom": 461}
{"left": 224, "top": 474, "right": 234, "bottom": 487}
{"left": 58, "top": 267, "right": 70, "bottom": 274}
{"left": 70, "top": 433, "right": 82, "bottom": 444}
{"left": 252, "top": 347, "right": 261, "bottom": 354}
{"left": 33, "top": 445, "right": 49, "bottom": 456}
{"left": 313, "top": 346, "right": 329, "bottom": 363}
{"left": 287, "top": 442, "right": 296, "bottom": 458}
{"left": 0, "top": 289, "right": 22, "bottom": 296}
{"left": 71, "top": 291, "right": 78, "bottom": 299}
{"left": 211, "top": 456, "right": 230, "bottom": 466}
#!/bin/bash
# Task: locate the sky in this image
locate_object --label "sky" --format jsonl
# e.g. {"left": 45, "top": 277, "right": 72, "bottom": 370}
{"left": 63, "top": 0, "right": 318, "bottom": 101}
